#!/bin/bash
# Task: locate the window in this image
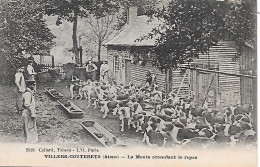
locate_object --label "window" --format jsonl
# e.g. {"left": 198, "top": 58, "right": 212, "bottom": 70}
{"left": 113, "top": 55, "right": 119, "bottom": 74}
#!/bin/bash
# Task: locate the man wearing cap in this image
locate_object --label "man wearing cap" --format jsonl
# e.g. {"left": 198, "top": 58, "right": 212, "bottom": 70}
{"left": 15, "top": 66, "right": 26, "bottom": 113}
{"left": 100, "top": 61, "right": 110, "bottom": 83}
{"left": 22, "top": 79, "right": 38, "bottom": 143}
{"left": 86, "top": 60, "right": 98, "bottom": 81}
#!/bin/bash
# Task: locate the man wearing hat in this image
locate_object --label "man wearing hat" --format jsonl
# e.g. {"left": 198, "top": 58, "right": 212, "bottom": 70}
{"left": 22, "top": 78, "right": 38, "bottom": 143}
{"left": 100, "top": 61, "right": 110, "bottom": 83}
{"left": 15, "top": 65, "right": 26, "bottom": 113}
{"left": 85, "top": 60, "right": 98, "bottom": 81}
{"left": 27, "top": 59, "right": 36, "bottom": 80}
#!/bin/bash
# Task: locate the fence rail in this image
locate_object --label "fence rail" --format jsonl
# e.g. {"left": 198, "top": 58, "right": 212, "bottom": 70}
{"left": 39, "top": 64, "right": 65, "bottom": 78}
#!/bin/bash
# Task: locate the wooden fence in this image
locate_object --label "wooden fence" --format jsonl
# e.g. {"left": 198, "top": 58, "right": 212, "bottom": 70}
{"left": 39, "top": 64, "right": 66, "bottom": 78}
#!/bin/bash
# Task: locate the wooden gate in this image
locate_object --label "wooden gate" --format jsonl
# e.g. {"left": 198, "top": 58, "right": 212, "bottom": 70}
{"left": 171, "top": 69, "right": 191, "bottom": 98}
{"left": 191, "top": 64, "right": 219, "bottom": 108}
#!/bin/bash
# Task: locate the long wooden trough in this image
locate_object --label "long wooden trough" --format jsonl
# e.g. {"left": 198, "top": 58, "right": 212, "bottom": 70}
{"left": 81, "top": 120, "right": 127, "bottom": 148}
{"left": 57, "top": 99, "right": 84, "bottom": 118}
{"left": 45, "top": 87, "right": 64, "bottom": 100}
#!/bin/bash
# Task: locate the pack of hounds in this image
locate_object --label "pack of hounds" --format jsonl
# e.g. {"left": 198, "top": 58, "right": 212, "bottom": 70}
{"left": 67, "top": 75, "right": 256, "bottom": 149}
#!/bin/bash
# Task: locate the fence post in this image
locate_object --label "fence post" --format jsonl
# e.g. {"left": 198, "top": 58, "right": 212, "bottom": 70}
{"left": 166, "top": 69, "right": 173, "bottom": 93}
{"left": 201, "top": 74, "right": 215, "bottom": 107}
{"left": 52, "top": 56, "right": 54, "bottom": 68}
{"left": 79, "top": 46, "right": 83, "bottom": 67}
{"left": 252, "top": 76, "right": 257, "bottom": 132}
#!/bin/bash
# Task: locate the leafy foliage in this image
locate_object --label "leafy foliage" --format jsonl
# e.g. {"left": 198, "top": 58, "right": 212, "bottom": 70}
{"left": 44, "top": 0, "right": 119, "bottom": 19}
{"left": 141, "top": 0, "right": 222, "bottom": 71}
{"left": 0, "top": 0, "right": 55, "bottom": 68}
{"left": 223, "top": 0, "right": 257, "bottom": 53}
{"left": 138, "top": 0, "right": 256, "bottom": 71}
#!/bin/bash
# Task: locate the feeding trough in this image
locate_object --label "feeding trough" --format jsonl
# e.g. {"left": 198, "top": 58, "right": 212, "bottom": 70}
{"left": 57, "top": 99, "right": 84, "bottom": 118}
{"left": 45, "top": 87, "right": 64, "bottom": 100}
{"left": 81, "top": 120, "right": 127, "bottom": 148}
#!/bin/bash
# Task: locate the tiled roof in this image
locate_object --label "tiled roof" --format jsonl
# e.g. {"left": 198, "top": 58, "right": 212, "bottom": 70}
{"left": 106, "top": 16, "right": 161, "bottom": 46}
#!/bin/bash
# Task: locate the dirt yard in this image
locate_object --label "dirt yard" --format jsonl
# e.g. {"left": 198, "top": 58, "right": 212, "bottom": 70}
{"left": 0, "top": 80, "right": 146, "bottom": 148}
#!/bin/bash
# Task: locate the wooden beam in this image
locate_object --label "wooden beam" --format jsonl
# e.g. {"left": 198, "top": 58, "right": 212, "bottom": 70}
{"left": 176, "top": 70, "right": 188, "bottom": 97}
{"left": 172, "top": 84, "right": 189, "bottom": 88}
{"left": 202, "top": 75, "right": 215, "bottom": 107}
{"left": 178, "top": 66, "right": 256, "bottom": 78}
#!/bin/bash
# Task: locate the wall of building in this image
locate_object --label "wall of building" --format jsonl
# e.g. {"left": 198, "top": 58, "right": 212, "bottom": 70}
{"left": 107, "top": 47, "right": 130, "bottom": 85}
{"left": 192, "top": 41, "right": 241, "bottom": 107}
{"left": 239, "top": 45, "right": 257, "bottom": 130}
{"left": 107, "top": 41, "right": 252, "bottom": 108}
{"left": 129, "top": 60, "right": 166, "bottom": 88}
{"left": 240, "top": 45, "right": 256, "bottom": 105}
{"left": 107, "top": 46, "right": 167, "bottom": 88}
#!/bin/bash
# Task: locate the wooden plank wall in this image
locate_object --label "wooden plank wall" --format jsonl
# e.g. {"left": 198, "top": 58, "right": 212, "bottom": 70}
{"left": 129, "top": 62, "right": 191, "bottom": 98}
{"left": 190, "top": 69, "right": 218, "bottom": 107}
{"left": 107, "top": 48, "right": 130, "bottom": 85}
{"left": 130, "top": 60, "right": 166, "bottom": 89}
{"left": 217, "top": 42, "right": 240, "bottom": 92}
{"left": 240, "top": 46, "right": 256, "bottom": 105}
{"left": 217, "top": 41, "right": 240, "bottom": 106}
{"left": 192, "top": 41, "right": 240, "bottom": 106}
{"left": 171, "top": 69, "right": 191, "bottom": 98}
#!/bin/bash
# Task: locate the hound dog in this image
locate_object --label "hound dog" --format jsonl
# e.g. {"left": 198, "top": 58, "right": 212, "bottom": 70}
{"left": 67, "top": 76, "right": 84, "bottom": 99}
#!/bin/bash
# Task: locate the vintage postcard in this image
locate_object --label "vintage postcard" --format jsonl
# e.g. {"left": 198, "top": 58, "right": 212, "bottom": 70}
{"left": 0, "top": 0, "right": 257, "bottom": 166}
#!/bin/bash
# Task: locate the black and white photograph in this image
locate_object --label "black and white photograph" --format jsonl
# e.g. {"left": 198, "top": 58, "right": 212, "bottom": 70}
{"left": 0, "top": 0, "right": 257, "bottom": 166}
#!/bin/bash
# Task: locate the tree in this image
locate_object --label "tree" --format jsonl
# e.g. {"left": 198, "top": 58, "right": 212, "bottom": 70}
{"left": 138, "top": 0, "right": 256, "bottom": 72}
{"left": 81, "top": 14, "right": 116, "bottom": 61}
{"left": 0, "top": 0, "right": 55, "bottom": 68}
{"left": 44, "top": 0, "right": 119, "bottom": 64}
{"left": 223, "top": 0, "right": 257, "bottom": 54}
{"left": 139, "top": 0, "right": 222, "bottom": 71}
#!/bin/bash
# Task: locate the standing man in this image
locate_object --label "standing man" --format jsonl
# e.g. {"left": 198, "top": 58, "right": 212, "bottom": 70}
{"left": 86, "top": 60, "right": 98, "bottom": 81}
{"left": 146, "top": 70, "right": 153, "bottom": 86}
{"left": 15, "top": 65, "right": 26, "bottom": 113}
{"left": 22, "top": 79, "right": 38, "bottom": 143}
{"left": 100, "top": 61, "right": 110, "bottom": 83}
{"left": 26, "top": 59, "right": 37, "bottom": 90}
{"left": 26, "top": 60, "right": 36, "bottom": 80}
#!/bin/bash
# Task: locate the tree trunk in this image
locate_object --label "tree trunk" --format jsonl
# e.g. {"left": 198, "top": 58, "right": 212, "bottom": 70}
{"left": 72, "top": 9, "right": 79, "bottom": 64}
{"left": 97, "top": 40, "right": 102, "bottom": 62}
